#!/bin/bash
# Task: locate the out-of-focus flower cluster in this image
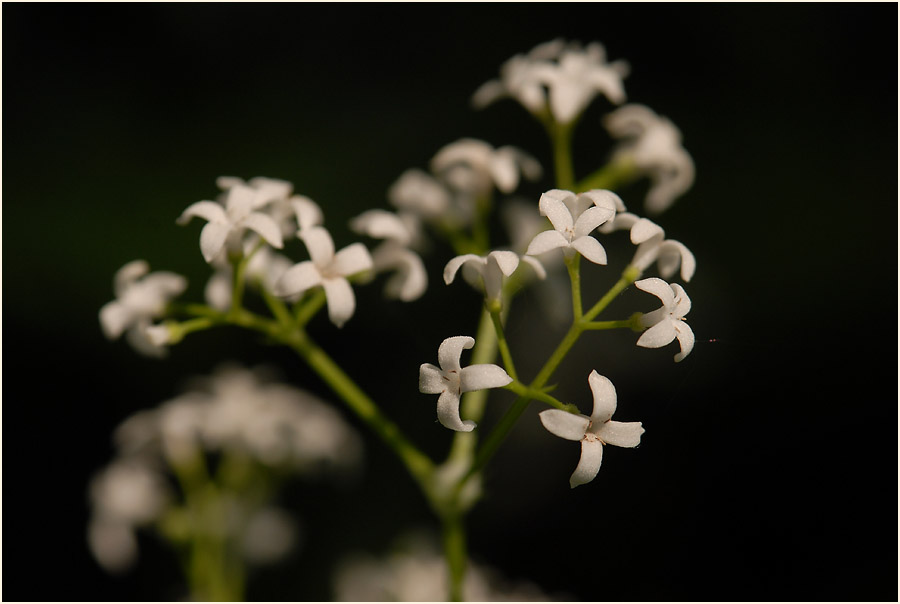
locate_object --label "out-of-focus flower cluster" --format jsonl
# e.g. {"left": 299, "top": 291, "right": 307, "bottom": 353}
{"left": 87, "top": 364, "right": 362, "bottom": 573}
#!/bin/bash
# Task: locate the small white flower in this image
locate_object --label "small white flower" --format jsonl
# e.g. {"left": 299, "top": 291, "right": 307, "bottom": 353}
{"left": 539, "top": 371, "right": 644, "bottom": 488}
{"left": 444, "top": 250, "right": 544, "bottom": 302}
{"left": 529, "top": 41, "right": 629, "bottom": 124}
{"left": 419, "top": 336, "right": 513, "bottom": 432}
{"left": 388, "top": 169, "right": 454, "bottom": 222}
{"left": 629, "top": 217, "right": 696, "bottom": 282}
{"left": 205, "top": 242, "right": 295, "bottom": 311}
{"left": 275, "top": 226, "right": 373, "bottom": 327}
{"left": 430, "top": 138, "right": 541, "bottom": 197}
{"left": 604, "top": 104, "right": 695, "bottom": 215}
{"left": 177, "top": 182, "right": 284, "bottom": 263}
{"left": 350, "top": 210, "right": 428, "bottom": 302}
{"left": 635, "top": 277, "right": 694, "bottom": 362}
{"left": 524, "top": 189, "right": 618, "bottom": 265}
{"left": 99, "top": 260, "right": 187, "bottom": 357}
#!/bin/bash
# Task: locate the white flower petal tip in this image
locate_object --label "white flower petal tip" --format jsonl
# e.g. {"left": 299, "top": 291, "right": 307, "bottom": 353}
{"left": 635, "top": 278, "right": 694, "bottom": 362}
{"left": 605, "top": 104, "right": 694, "bottom": 214}
{"left": 527, "top": 189, "right": 613, "bottom": 265}
{"left": 420, "top": 336, "right": 510, "bottom": 432}
{"left": 540, "top": 371, "right": 643, "bottom": 487}
{"left": 430, "top": 139, "right": 540, "bottom": 197}
{"left": 628, "top": 219, "right": 696, "bottom": 281}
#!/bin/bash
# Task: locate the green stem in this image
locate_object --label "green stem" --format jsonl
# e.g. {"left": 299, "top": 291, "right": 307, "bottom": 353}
{"left": 488, "top": 308, "right": 517, "bottom": 382}
{"left": 583, "top": 319, "right": 636, "bottom": 330}
{"left": 503, "top": 380, "right": 573, "bottom": 412}
{"left": 565, "top": 254, "right": 582, "bottom": 320}
{"left": 294, "top": 288, "right": 327, "bottom": 326}
{"left": 575, "top": 156, "right": 637, "bottom": 192}
{"left": 442, "top": 513, "right": 468, "bottom": 602}
{"left": 583, "top": 266, "right": 641, "bottom": 322}
{"left": 550, "top": 121, "right": 576, "bottom": 190}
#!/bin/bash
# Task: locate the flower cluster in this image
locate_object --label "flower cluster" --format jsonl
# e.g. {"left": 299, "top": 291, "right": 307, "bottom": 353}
{"left": 87, "top": 365, "right": 362, "bottom": 575}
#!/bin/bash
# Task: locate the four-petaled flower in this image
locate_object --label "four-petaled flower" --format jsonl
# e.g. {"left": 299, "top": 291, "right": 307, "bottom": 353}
{"left": 275, "top": 226, "right": 373, "bottom": 327}
{"left": 604, "top": 104, "right": 695, "bottom": 215}
{"left": 99, "top": 260, "right": 187, "bottom": 357}
{"left": 444, "top": 250, "right": 545, "bottom": 302}
{"left": 419, "top": 336, "right": 513, "bottom": 432}
{"left": 525, "top": 189, "right": 618, "bottom": 265}
{"left": 635, "top": 277, "right": 694, "bottom": 362}
{"left": 177, "top": 182, "right": 285, "bottom": 263}
{"left": 350, "top": 209, "right": 428, "bottom": 302}
{"left": 539, "top": 371, "right": 644, "bottom": 488}
{"left": 430, "top": 138, "right": 542, "bottom": 197}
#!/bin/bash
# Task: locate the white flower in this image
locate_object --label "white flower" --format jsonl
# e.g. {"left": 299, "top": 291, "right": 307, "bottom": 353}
{"left": 216, "top": 176, "right": 293, "bottom": 204}
{"left": 539, "top": 371, "right": 644, "bottom": 488}
{"left": 529, "top": 41, "right": 629, "bottom": 124}
{"left": 430, "top": 138, "right": 541, "bottom": 197}
{"left": 419, "top": 336, "right": 512, "bottom": 432}
{"left": 177, "top": 182, "right": 284, "bottom": 263}
{"left": 388, "top": 169, "right": 454, "bottom": 223}
{"left": 444, "top": 250, "right": 544, "bottom": 302}
{"left": 350, "top": 210, "right": 428, "bottom": 302}
{"left": 205, "top": 242, "right": 295, "bottom": 311}
{"left": 604, "top": 104, "right": 695, "bottom": 215}
{"left": 99, "top": 260, "right": 187, "bottom": 357}
{"left": 628, "top": 217, "right": 696, "bottom": 282}
{"left": 525, "top": 189, "right": 618, "bottom": 265}
{"left": 275, "top": 226, "right": 373, "bottom": 327}
{"left": 472, "top": 38, "right": 568, "bottom": 116}
{"left": 634, "top": 277, "right": 694, "bottom": 362}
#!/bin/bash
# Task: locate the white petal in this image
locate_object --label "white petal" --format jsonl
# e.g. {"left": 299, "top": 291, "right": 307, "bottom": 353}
{"left": 460, "top": 364, "right": 512, "bottom": 392}
{"left": 658, "top": 240, "right": 696, "bottom": 282}
{"left": 291, "top": 196, "right": 324, "bottom": 231}
{"left": 376, "top": 247, "right": 427, "bottom": 301}
{"left": 140, "top": 273, "right": 188, "bottom": 298}
{"left": 538, "top": 190, "right": 575, "bottom": 233}
{"left": 569, "top": 439, "right": 603, "bottom": 488}
{"left": 114, "top": 260, "right": 149, "bottom": 296}
{"left": 525, "top": 230, "right": 569, "bottom": 256}
{"left": 204, "top": 272, "right": 232, "bottom": 311}
{"left": 199, "top": 222, "right": 231, "bottom": 263}
{"left": 321, "top": 277, "right": 356, "bottom": 327}
{"left": 488, "top": 153, "right": 519, "bottom": 193}
{"left": 437, "top": 390, "right": 475, "bottom": 432}
{"left": 350, "top": 210, "right": 411, "bottom": 245}
{"left": 538, "top": 409, "right": 589, "bottom": 441}
{"left": 673, "top": 321, "right": 695, "bottom": 362}
{"left": 520, "top": 255, "right": 547, "bottom": 280}
{"left": 299, "top": 226, "right": 336, "bottom": 268}
{"left": 177, "top": 200, "right": 227, "bottom": 226}
{"left": 331, "top": 243, "right": 374, "bottom": 278}
{"left": 276, "top": 261, "right": 322, "bottom": 297}
{"left": 671, "top": 283, "right": 692, "bottom": 318}
{"left": 571, "top": 236, "right": 608, "bottom": 265}
{"left": 630, "top": 217, "right": 665, "bottom": 244}
{"left": 144, "top": 324, "right": 172, "bottom": 346}
{"left": 223, "top": 184, "right": 257, "bottom": 217}
{"left": 125, "top": 323, "right": 167, "bottom": 358}
{"left": 472, "top": 79, "right": 505, "bottom": 109}
{"left": 443, "top": 254, "right": 482, "bottom": 285}
{"left": 487, "top": 250, "right": 521, "bottom": 277}
{"left": 581, "top": 189, "right": 625, "bottom": 213}
{"left": 573, "top": 205, "right": 615, "bottom": 238}
{"left": 99, "top": 301, "right": 133, "bottom": 339}
{"left": 419, "top": 363, "right": 447, "bottom": 394}
{"left": 637, "top": 319, "right": 677, "bottom": 349}
{"left": 588, "top": 370, "right": 617, "bottom": 424}
{"left": 635, "top": 277, "right": 675, "bottom": 308}
{"left": 597, "top": 420, "right": 644, "bottom": 448}
{"left": 242, "top": 212, "right": 284, "bottom": 248}
{"left": 437, "top": 336, "right": 474, "bottom": 372}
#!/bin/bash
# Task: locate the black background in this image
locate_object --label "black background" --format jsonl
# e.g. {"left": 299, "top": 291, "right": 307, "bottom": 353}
{"left": 3, "top": 3, "right": 897, "bottom": 602}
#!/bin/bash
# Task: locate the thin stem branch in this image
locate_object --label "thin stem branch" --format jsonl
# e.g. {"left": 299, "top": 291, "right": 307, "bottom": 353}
{"left": 488, "top": 307, "right": 517, "bottom": 382}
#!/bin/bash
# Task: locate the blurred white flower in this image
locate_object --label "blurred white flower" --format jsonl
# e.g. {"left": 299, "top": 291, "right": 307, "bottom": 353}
{"left": 628, "top": 217, "right": 696, "bottom": 282}
{"left": 539, "top": 371, "right": 644, "bottom": 488}
{"left": 444, "top": 250, "right": 544, "bottom": 302}
{"left": 205, "top": 241, "right": 295, "bottom": 311}
{"left": 430, "top": 138, "right": 541, "bottom": 197}
{"left": 275, "top": 226, "right": 373, "bottom": 327}
{"left": 333, "top": 532, "right": 556, "bottom": 601}
{"left": 99, "top": 260, "right": 187, "bottom": 357}
{"left": 635, "top": 277, "right": 694, "bottom": 362}
{"left": 350, "top": 210, "right": 428, "bottom": 301}
{"left": 604, "top": 104, "right": 695, "bottom": 214}
{"left": 419, "top": 336, "right": 512, "bottom": 432}
{"left": 241, "top": 506, "right": 299, "bottom": 565}
{"left": 388, "top": 169, "right": 455, "bottom": 223}
{"left": 525, "top": 189, "right": 618, "bottom": 265}
{"left": 177, "top": 182, "right": 284, "bottom": 263}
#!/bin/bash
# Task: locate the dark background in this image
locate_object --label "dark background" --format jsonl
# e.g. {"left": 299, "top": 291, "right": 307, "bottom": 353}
{"left": 3, "top": 3, "right": 897, "bottom": 601}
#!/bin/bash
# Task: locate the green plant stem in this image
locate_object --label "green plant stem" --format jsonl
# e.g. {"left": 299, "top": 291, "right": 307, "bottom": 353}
{"left": 575, "top": 156, "right": 637, "bottom": 192}
{"left": 294, "top": 289, "right": 327, "bottom": 326}
{"left": 442, "top": 513, "right": 468, "bottom": 602}
{"left": 583, "top": 319, "right": 635, "bottom": 330}
{"left": 488, "top": 307, "right": 517, "bottom": 382}
{"left": 503, "top": 380, "right": 573, "bottom": 412}
{"left": 584, "top": 266, "right": 641, "bottom": 322}
{"left": 550, "top": 121, "right": 576, "bottom": 190}
{"left": 565, "top": 254, "right": 583, "bottom": 320}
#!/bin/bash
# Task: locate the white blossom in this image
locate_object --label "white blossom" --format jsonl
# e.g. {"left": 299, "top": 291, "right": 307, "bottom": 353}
{"left": 539, "top": 371, "right": 644, "bottom": 488}
{"left": 177, "top": 182, "right": 284, "bottom": 263}
{"left": 444, "top": 250, "right": 544, "bottom": 302}
{"left": 430, "top": 138, "right": 541, "bottom": 197}
{"left": 388, "top": 169, "right": 455, "bottom": 223}
{"left": 99, "top": 260, "right": 187, "bottom": 357}
{"left": 350, "top": 210, "right": 428, "bottom": 302}
{"left": 419, "top": 336, "right": 512, "bottom": 432}
{"left": 205, "top": 242, "right": 295, "bottom": 311}
{"left": 275, "top": 226, "right": 373, "bottom": 327}
{"left": 524, "top": 189, "right": 618, "bottom": 265}
{"left": 634, "top": 277, "right": 694, "bottom": 362}
{"left": 628, "top": 217, "right": 696, "bottom": 282}
{"left": 604, "top": 104, "right": 695, "bottom": 215}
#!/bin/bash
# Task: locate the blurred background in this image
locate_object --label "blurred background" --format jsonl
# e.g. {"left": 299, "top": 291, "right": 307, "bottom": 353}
{"left": 3, "top": 3, "right": 897, "bottom": 601}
